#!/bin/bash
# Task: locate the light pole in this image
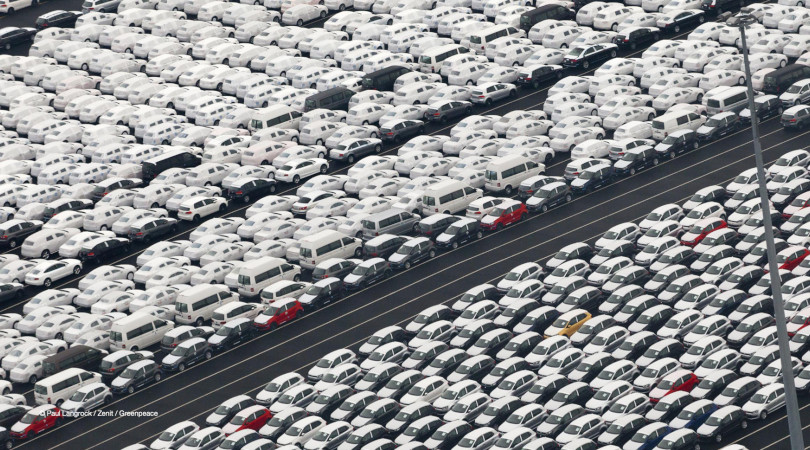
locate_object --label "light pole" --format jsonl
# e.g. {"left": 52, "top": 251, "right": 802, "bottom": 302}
{"left": 738, "top": 15, "right": 805, "bottom": 450}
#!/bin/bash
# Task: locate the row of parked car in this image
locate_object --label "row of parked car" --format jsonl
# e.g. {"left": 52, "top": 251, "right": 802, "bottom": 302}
{"left": 95, "top": 148, "right": 810, "bottom": 450}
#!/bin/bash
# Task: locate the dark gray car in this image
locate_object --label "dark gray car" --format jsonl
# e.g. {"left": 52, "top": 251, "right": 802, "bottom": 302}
{"left": 0, "top": 219, "right": 42, "bottom": 248}
{"left": 426, "top": 101, "right": 472, "bottom": 123}
{"left": 782, "top": 105, "right": 810, "bottom": 129}
{"left": 526, "top": 182, "right": 572, "bottom": 213}
{"left": 329, "top": 138, "right": 383, "bottom": 164}
{"left": 380, "top": 119, "right": 426, "bottom": 143}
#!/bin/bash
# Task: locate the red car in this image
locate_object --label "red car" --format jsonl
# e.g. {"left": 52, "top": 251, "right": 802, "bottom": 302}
{"left": 253, "top": 298, "right": 302, "bottom": 331}
{"left": 221, "top": 405, "right": 272, "bottom": 435}
{"left": 648, "top": 369, "right": 698, "bottom": 403}
{"left": 784, "top": 192, "right": 810, "bottom": 218}
{"left": 10, "top": 404, "right": 62, "bottom": 439}
{"left": 480, "top": 199, "right": 527, "bottom": 231}
{"left": 777, "top": 246, "right": 810, "bottom": 271}
{"left": 788, "top": 307, "right": 810, "bottom": 337}
{"left": 679, "top": 217, "right": 727, "bottom": 246}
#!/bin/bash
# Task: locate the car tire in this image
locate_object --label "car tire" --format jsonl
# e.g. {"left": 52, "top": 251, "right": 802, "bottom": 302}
{"left": 193, "top": 214, "right": 200, "bottom": 222}
{"left": 28, "top": 375, "right": 37, "bottom": 384}
{"left": 485, "top": 98, "right": 492, "bottom": 106}
{"left": 293, "top": 175, "right": 301, "bottom": 184}
{"left": 127, "top": 385, "right": 135, "bottom": 395}
{"left": 541, "top": 204, "right": 549, "bottom": 213}
{"left": 44, "top": 278, "right": 52, "bottom": 287}
{"left": 7, "top": 240, "right": 16, "bottom": 249}
{"left": 320, "top": 165, "right": 328, "bottom": 174}
{"left": 476, "top": 231, "right": 483, "bottom": 239}
{"left": 195, "top": 317, "right": 204, "bottom": 326}
{"left": 761, "top": 410, "right": 767, "bottom": 419}
{"left": 451, "top": 241, "right": 458, "bottom": 249}
{"left": 374, "top": 144, "right": 381, "bottom": 153}
{"left": 243, "top": 195, "right": 250, "bottom": 204}
{"left": 205, "top": 351, "right": 212, "bottom": 360}
{"left": 41, "top": 250, "right": 50, "bottom": 259}
{"left": 653, "top": 158, "right": 660, "bottom": 166}
{"left": 178, "top": 363, "right": 186, "bottom": 372}
{"left": 504, "top": 185, "right": 512, "bottom": 195}
{"left": 674, "top": 25, "right": 680, "bottom": 33}
{"left": 630, "top": 167, "right": 636, "bottom": 175}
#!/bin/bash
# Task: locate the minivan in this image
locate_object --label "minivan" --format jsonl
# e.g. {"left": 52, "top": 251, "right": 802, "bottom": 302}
{"left": 361, "top": 210, "right": 421, "bottom": 240}
{"left": 160, "top": 337, "right": 212, "bottom": 372}
{"left": 41, "top": 345, "right": 104, "bottom": 377}
{"left": 236, "top": 257, "right": 302, "bottom": 297}
{"left": 651, "top": 110, "right": 707, "bottom": 140}
{"left": 175, "top": 284, "right": 238, "bottom": 326}
{"left": 422, "top": 180, "right": 483, "bottom": 216}
{"left": 364, "top": 235, "right": 408, "bottom": 259}
{"left": 304, "top": 87, "right": 355, "bottom": 112}
{"left": 703, "top": 86, "right": 749, "bottom": 115}
{"left": 484, "top": 155, "right": 544, "bottom": 195}
{"left": 419, "top": 44, "right": 469, "bottom": 74}
{"left": 362, "top": 65, "right": 411, "bottom": 91}
{"left": 109, "top": 313, "right": 174, "bottom": 352}
{"left": 249, "top": 104, "right": 303, "bottom": 132}
{"left": 298, "top": 230, "right": 363, "bottom": 270}
{"left": 34, "top": 367, "right": 101, "bottom": 406}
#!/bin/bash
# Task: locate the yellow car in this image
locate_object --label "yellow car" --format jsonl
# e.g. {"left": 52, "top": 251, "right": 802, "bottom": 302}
{"left": 544, "top": 309, "right": 592, "bottom": 338}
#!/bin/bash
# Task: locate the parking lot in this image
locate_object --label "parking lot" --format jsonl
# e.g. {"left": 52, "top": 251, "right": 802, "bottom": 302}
{"left": 3, "top": 0, "right": 810, "bottom": 449}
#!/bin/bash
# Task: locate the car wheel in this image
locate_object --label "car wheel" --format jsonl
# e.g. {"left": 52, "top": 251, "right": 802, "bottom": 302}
{"left": 674, "top": 25, "right": 680, "bottom": 33}
{"left": 739, "top": 77, "right": 745, "bottom": 85}
{"left": 541, "top": 204, "right": 549, "bottom": 213}
{"left": 205, "top": 351, "right": 212, "bottom": 360}
{"left": 178, "top": 363, "right": 186, "bottom": 372}
{"left": 476, "top": 231, "right": 483, "bottom": 239}
{"left": 653, "top": 158, "right": 660, "bottom": 166}
{"left": 28, "top": 375, "right": 37, "bottom": 384}
{"left": 55, "top": 332, "right": 63, "bottom": 340}
{"left": 630, "top": 167, "right": 636, "bottom": 175}
{"left": 485, "top": 98, "right": 492, "bottom": 106}
{"left": 193, "top": 214, "right": 200, "bottom": 222}
{"left": 504, "top": 185, "right": 512, "bottom": 195}
{"left": 451, "top": 241, "right": 458, "bottom": 249}
{"left": 127, "top": 385, "right": 135, "bottom": 395}
{"left": 44, "top": 278, "right": 52, "bottom": 287}
{"left": 219, "top": 204, "right": 227, "bottom": 212}
{"left": 41, "top": 250, "right": 50, "bottom": 259}
{"left": 297, "top": 19, "right": 304, "bottom": 26}
{"left": 354, "top": 247, "right": 362, "bottom": 257}
{"left": 293, "top": 175, "right": 301, "bottom": 184}
{"left": 7, "top": 240, "right": 16, "bottom": 249}
{"left": 630, "top": 42, "right": 637, "bottom": 50}
{"left": 320, "top": 165, "right": 328, "bottom": 174}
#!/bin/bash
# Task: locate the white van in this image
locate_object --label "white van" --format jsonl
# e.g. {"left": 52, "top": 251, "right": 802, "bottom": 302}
{"left": 175, "top": 284, "right": 239, "bottom": 325}
{"left": 467, "top": 24, "right": 524, "bottom": 55}
{"left": 298, "top": 230, "right": 362, "bottom": 270}
{"left": 702, "top": 86, "right": 749, "bottom": 115}
{"left": 483, "top": 155, "right": 545, "bottom": 195}
{"left": 422, "top": 179, "right": 483, "bottom": 216}
{"left": 236, "top": 257, "right": 302, "bottom": 297}
{"left": 33, "top": 368, "right": 101, "bottom": 406}
{"left": 419, "top": 44, "right": 470, "bottom": 74}
{"left": 109, "top": 314, "right": 174, "bottom": 351}
{"left": 651, "top": 109, "right": 706, "bottom": 140}
{"left": 248, "top": 104, "right": 303, "bottom": 132}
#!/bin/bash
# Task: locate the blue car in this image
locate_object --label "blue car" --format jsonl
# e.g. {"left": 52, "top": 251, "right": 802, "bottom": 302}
{"left": 570, "top": 164, "right": 615, "bottom": 195}
{"left": 670, "top": 400, "right": 719, "bottom": 431}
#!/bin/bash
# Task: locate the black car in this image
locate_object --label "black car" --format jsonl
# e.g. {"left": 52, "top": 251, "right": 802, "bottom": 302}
{"left": 638, "top": 339, "right": 685, "bottom": 368}
{"left": 0, "top": 219, "right": 42, "bottom": 248}
{"left": 701, "top": 0, "right": 739, "bottom": 14}
{"left": 0, "top": 27, "right": 36, "bottom": 50}
{"left": 78, "top": 237, "right": 131, "bottom": 263}
{"left": 311, "top": 258, "right": 359, "bottom": 280}
{"left": 518, "top": 176, "right": 563, "bottom": 200}
{"left": 598, "top": 414, "right": 647, "bottom": 447}
{"left": 35, "top": 10, "right": 81, "bottom": 29}
{"left": 562, "top": 43, "right": 618, "bottom": 69}
{"left": 526, "top": 182, "right": 572, "bottom": 213}
{"left": 128, "top": 217, "right": 178, "bottom": 243}
{"left": 571, "top": 164, "right": 615, "bottom": 194}
{"left": 208, "top": 318, "right": 256, "bottom": 351}
{"left": 613, "top": 27, "right": 659, "bottom": 50}
{"left": 696, "top": 406, "right": 747, "bottom": 443}
{"left": 696, "top": 112, "right": 740, "bottom": 142}
{"left": 740, "top": 94, "right": 782, "bottom": 125}
{"left": 389, "top": 237, "right": 435, "bottom": 270}
{"left": 568, "top": 353, "right": 615, "bottom": 383}
{"left": 110, "top": 359, "right": 161, "bottom": 395}
{"left": 343, "top": 258, "right": 391, "bottom": 290}
{"left": 654, "top": 129, "right": 699, "bottom": 159}
{"left": 160, "top": 337, "right": 212, "bottom": 372}
{"left": 91, "top": 178, "right": 141, "bottom": 201}
{"left": 43, "top": 199, "right": 94, "bottom": 221}
{"left": 364, "top": 235, "right": 408, "bottom": 259}
{"left": 523, "top": 374, "right": 568, "bottom": 404}
{"left": 516, "top": 64, "right": 564, "bottom": 89}
{"left": 428, "top": 422, "right": 473, "bottom": 450}
{"left": 0, "top": 405, "right": 28, "bottom": 429}
{"left": 425, "top": 101, "right": 472, "bottom": 123}
{"left": 380, "top": 119, "right": 425, "bottom": 142}
{"left": 0, "top": 427, "right": 10, "bottom": 450}
{"left": 225, "top": 177, "right": 277, "bottom": 203}
{"left": 474, "top": 397, "right": 523, "bottom": 428}
{"left": 450, "top": 355, "right": 495, "bottom": 382}
{"left": 612, "top": 331, "right": 658, "bottom": 360}
{"left": 435, "top": 218, "right": 482, "bottom": 250}
{"left": 452, "top": 321, "right": 498, "bottom": 350}
{"left": 0, "top": 283, "right": 24, "bottom": 303}
{"left": 613, "top": 146, "right": 659, "bottom": 176}
{"left": 658, "top": 10, "right": 706, "bottom": 33}
{"left": 99, "top": 350, "right": 152, "bottom": 382}
{"left": 417, "top": 214, "right": 461, "bottom": 240}
{"left": 772, "top": 179, "right": 810, "bottom": 210}
{"left": 298, "top": 278, "right": 344, "bottom": 312}
{"left": 329, "top": 138, "right": 383, "bottom": 163}
{"left": 646, "top": 392, "right": 695, "bottom": 423}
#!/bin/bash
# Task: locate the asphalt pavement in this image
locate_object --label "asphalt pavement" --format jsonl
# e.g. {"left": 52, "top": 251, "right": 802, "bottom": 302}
{"left": 0, "top": 4, "right": 806, "bottom": 450}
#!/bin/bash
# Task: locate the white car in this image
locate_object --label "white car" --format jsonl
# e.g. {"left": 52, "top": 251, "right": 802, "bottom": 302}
{"left": 274, "top": 158, "right": 329, "bottom": 184}
{"left": 282, "top": 4, "right": 329, "bottom": 26}
{"left": 24, "top": 259, "right": 82, "bottom": 287}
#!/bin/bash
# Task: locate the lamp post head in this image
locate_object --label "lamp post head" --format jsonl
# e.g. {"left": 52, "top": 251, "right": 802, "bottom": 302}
{"left": 736, "top": 13, "right": 757, "bottom": 27}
